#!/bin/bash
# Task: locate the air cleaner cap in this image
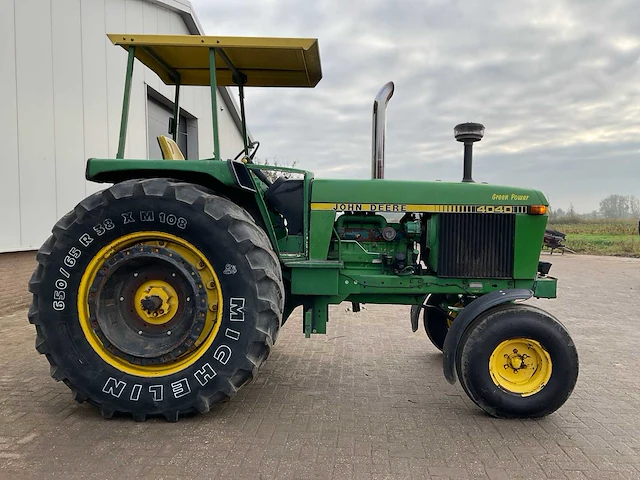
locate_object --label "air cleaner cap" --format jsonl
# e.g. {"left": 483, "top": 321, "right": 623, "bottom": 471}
{"left": 455, "top": 122, "right": 485, "bottom": 142}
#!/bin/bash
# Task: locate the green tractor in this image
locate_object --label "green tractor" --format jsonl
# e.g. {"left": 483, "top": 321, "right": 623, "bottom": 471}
{"left": 29, "top": 34, "right": 578, "bottom": 421}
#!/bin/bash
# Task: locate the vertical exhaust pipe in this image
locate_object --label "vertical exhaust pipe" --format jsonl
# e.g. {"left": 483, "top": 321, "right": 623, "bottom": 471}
{"left": 371, "top": 82, "right": 395, "bottom": 179}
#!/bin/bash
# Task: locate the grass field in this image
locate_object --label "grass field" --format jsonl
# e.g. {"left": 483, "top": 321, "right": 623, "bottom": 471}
{"left": 547, "top": 220, "right": 640, "bottom": 257}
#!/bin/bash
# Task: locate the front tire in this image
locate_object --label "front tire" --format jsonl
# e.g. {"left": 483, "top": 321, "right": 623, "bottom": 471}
{"left": 28, "top": 179, "right": 284, "bottom": 421}
{"left": 423, "top": 294, "right": 451, "bottom": 351}
{"left": 456, "top": 303, "right": 578, "bottom": 418}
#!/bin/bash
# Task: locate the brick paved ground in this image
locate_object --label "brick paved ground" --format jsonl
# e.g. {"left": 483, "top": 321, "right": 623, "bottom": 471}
{"left": 1, "top": 253, "right": 640, "bottom": 479}
{"left": 0, "top": 251, "right": 36, "bottom": 314}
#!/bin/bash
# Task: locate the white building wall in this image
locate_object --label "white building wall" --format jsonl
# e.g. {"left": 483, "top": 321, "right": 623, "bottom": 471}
{"left": 0, "top": 0, "right": 244, "bottom": 252}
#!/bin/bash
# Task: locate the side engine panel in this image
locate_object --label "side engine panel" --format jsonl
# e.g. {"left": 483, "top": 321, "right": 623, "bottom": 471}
{"left": 328, "top": 213, "right": 422, "bottom": 275}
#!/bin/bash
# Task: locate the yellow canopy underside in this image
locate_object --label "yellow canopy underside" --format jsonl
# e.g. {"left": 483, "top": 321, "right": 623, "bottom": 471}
{"left": 108, "top": 34, "right": 322, "bottom": 87}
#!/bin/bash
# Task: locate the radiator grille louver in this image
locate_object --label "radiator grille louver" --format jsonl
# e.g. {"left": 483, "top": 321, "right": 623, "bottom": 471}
{"left": 438, "top": 214, "right": 515, "bottom": 278}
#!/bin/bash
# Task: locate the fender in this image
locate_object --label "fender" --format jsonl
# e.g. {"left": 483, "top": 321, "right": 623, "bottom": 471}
{"left": 84, "top": 157, "right": 278, "bottom": 250}
{"left": 409, "top": 296, "right": 428, "bottom": 332}
{"left": 442, "top": 289, "right": 533, "bottom": 384}
{"left": 86, "top": 158, "right": 239, "bottom": 187}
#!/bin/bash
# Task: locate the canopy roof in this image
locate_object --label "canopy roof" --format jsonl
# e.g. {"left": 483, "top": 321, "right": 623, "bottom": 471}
{"left": 108, "top": 34, "right": 322, "bottom": 87}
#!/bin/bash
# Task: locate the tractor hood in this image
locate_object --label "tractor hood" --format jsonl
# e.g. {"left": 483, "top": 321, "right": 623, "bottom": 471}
{"left": 310, "top": 179, "right": 547, "bottom": 213}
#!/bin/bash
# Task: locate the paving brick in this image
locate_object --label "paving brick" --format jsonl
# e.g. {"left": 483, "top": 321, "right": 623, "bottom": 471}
{"left": 428, "top": 466, "right": 470, "bottom": 478}
{"left": 0, "top": 250, "right": 35, "bottom": 314}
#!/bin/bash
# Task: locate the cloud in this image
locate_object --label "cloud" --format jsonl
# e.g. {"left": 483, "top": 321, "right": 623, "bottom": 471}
{"left": 192, "top": 0, "right": 640, "bottom": 212}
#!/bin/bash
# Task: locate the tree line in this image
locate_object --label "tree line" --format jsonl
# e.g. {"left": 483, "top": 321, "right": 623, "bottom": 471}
{"left": 550, "top": 195, "right": 640, "bottom": 221}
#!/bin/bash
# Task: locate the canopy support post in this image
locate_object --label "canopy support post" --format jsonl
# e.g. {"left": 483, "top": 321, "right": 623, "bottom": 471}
{"left": 238, "top": 82, "right": 248, "bottom": 157}
{"left": 209, "top": 48, "right": 220, "bottom": 162}
{"left": 171, "top": 83, "right": 180, "bottom": 142}
{"left": 216, "top": 49, "right": 249, "bottom": 157}
{"left": 117, "top": 46, "right": 135, "bottom": 159}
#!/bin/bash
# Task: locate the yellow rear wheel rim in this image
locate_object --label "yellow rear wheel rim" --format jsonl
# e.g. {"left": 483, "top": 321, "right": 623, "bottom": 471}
{"left": 77, "top": 231, "right": 223, "bottom": 378}
{"left": 489, "top": 338, "right": 552, "bottom": 396}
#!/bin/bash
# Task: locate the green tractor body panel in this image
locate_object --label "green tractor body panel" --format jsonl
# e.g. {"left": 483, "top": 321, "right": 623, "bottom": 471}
{"left": 310, "top": 178, "right": 547, "bottom": 204}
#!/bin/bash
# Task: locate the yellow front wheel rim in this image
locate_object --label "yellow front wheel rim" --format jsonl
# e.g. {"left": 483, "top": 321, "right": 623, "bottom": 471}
{"left": 77, "top": 231, "right": 223, "bottom": 378}
{"left": 489, "top": 338, "right": 552, "bottom": 396}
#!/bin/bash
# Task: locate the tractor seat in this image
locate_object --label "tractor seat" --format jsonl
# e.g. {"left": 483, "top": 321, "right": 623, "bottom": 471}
{"left": 157, "top": 135, "right": 185, "bottom": 160}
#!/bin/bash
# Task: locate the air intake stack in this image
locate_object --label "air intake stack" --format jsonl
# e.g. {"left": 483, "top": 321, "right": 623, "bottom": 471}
{"left": 454, "top": 122, "right": 485, "bottom": 183}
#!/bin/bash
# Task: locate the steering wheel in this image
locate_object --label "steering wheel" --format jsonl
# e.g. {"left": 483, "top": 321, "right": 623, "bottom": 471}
{"left": 233, "top": 141, "right": 260, "bottom": 162}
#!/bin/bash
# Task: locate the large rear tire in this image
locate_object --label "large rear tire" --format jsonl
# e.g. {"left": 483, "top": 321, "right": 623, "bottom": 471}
{"left": 28, "top": 179, "right": 284, "bottom": 421}
{"left": 456, "top": 303, "right": 578, "bottom": 418}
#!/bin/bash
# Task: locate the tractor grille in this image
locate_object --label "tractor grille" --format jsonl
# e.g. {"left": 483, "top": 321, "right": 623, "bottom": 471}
{"left": 438, "top": 213, "right": 515, "bottom": 278}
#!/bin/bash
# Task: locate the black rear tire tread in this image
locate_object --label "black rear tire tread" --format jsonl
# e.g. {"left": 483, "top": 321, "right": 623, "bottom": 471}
{"left": 29, "top": 178, "right": 284, "bottom": 421}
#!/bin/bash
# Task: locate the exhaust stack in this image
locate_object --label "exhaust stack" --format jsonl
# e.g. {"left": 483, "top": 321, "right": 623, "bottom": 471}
{"left": 371, "top": 82, "right": 395, "bottom": 179}
{"left": 454, "top": 122, "right": 485, "bottom": 183}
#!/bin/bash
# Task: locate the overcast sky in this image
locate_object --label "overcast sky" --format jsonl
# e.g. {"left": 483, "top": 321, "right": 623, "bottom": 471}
{"left": 191, "top": 0, "right": 640, "bottom": 213}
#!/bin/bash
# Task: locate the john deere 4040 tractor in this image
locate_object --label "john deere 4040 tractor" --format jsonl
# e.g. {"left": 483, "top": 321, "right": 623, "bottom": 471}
{"left": 29, "top": 34, "right": 578, "bottom": 421}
